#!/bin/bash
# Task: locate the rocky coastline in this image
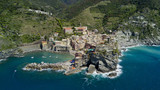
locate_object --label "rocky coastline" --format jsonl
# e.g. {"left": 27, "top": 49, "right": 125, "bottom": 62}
{"left": 1, "top": 41, "right": 158, "bottom": 78}
{"left": 0, "top": 43, "right": 71, "bottom": 61}
{"left": 1, "top": 30, "right": 160, "bottom": 78}
{"left": 23, "top": 47, "right": 121, "bottom": 78}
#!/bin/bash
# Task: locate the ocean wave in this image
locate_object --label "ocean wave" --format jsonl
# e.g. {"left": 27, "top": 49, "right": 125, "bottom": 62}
{"left": 0, "top": 59, "right": 6, "bottom": 62}
{"left": 56, "top": 70, "right": 65, "bottom": 72}
{"left": 152, "top": 45, "right": 160, "bottom": 47}
{"left": 126, "top": 44, "right": 143, "bottom": 49}
{"left": 118, "top": 59, "right": 122, "bottom": 63}
{"left": 120, "top": 44, "right": 143, "bottom": 57}
{"left": 86, "top": 64, "right": 123, "bottom": 79}
{"left": 82, "top": 77, "right": 94, "bottom": 87}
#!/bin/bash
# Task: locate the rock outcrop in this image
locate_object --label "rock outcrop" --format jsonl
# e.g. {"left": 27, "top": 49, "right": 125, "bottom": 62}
{"left": 88, "top": 64, "right": 96, "bottom": 73}
{"left": 116, "top": 30, "right": 160, "bottom": 48}
{"left": 24, "top": 62, "right": 65, "bottom": 71}
{"left": 85, "top": 52, "right": 119, "bottom": 73}
{"left": 0, "top": 48, "right": 23, "bottom": 59}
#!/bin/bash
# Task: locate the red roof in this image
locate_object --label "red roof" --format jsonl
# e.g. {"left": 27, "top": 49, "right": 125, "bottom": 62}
{"left": 63, "top": 27, "right": 72, "bottom": 30}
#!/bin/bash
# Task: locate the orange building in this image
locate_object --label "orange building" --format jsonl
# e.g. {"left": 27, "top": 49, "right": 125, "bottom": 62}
{"left": 75, "top": 26, "right": 87, "bottom": 34}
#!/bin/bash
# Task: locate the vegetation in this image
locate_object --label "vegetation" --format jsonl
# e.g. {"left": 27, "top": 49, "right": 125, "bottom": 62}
{"left": 20, "top": 34, "right": 40, "bottom": 43}
{"left": 0, "top": 0, "right": 64, "bottom": 50}
{"left": 1, "top": 0, "right": 160, "bottom": 50}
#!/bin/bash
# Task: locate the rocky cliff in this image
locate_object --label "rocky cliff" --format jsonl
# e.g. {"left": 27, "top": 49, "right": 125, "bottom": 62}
{"left": 116, "top": 30, "right": 160, "bottom": 49}
{"left": 82, "top": 52, "right": 119, "bottom": 74}
{"left": 116, "top": 8, "right": 160, "bottom": 47}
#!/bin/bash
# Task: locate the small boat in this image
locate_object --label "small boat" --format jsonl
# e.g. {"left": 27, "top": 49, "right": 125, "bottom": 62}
{"left": 14, "top": 70, "right": 17, "bottom": 72}
{"left": 42, "top": 56, "right": 46, "bottom": 58}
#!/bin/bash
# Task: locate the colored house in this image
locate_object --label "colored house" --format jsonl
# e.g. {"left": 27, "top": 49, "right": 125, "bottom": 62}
{"left": 49, "top": 37, "right": 54, "bottom": 42}
{"left": 54, "top": 45, "right": 70, "bottom": 52}
{"left": 75, "top": 53, "right": 83, "bottom": 59}
{"left": 54, "top": 32, "right": 59, "bottom": 37}
{"left": 63, "top": 27, "right": 73, "bottom": 34}
{"left": 41, "top": 41, "right": 48, "bottom": 50}
{"left": 75, "top": 26, "right": 87, "bottom": 34}
{"left": 42, "top": 41, "right": 47, "bottom": 46}
{"left": 54, "top": 41, "right": 62, "bottom": 46}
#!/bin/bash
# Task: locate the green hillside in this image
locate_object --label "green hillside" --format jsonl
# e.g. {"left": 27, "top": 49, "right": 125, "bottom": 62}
{"left": 1, "top": 0, "right": 160, "bottom": 50}
{"left": 0, "top": 0, "right": 64, "bottom": 50}
{"left": 70, "top": 1, "right": 111, "bottom": 32}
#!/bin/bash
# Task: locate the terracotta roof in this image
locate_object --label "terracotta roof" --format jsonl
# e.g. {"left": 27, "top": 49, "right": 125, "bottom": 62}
{"left": 42, "top": 41, "right": 47, "bottom": 43}
{"left": 63, "top": 27, "right": 72, "bottom": 30}
{"left": 42, "top": 41, "right": 47, "bottom": 44}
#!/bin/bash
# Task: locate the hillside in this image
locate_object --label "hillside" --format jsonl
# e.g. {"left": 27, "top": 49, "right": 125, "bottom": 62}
{"left": 1, "top": 0, "right": 160, "bottom": 50}
{"left": 0, "top": 0, "right": 65, "bottom": 50}
{"left": 70, "top": 1, "right": 110, "bottom": 32}
{"left": 27, "top": 0, "right": 82, "bottom": 18}
{"left": 28, "top": 0, "right": 67, "bottom": 16}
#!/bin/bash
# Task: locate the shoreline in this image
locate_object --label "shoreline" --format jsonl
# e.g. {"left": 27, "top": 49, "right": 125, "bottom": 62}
{"left": 86, "top": 59, "right": 122, "bottom": 79}
{"left": 105, "top": 44, "right": 144, "bottom": 79}
{"left": 20, "top": 44, "right": 154, "bottom": 79}
{"left": 0, "top": 59, "right": 6, "bottom": 62}
{"left": 1, "top": 44, "right": 159, "bottom": 79}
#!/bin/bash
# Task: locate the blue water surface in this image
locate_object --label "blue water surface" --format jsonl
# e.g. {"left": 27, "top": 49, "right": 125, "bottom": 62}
{"left": 0, "top": 46, "right": 160, "bottom": 90}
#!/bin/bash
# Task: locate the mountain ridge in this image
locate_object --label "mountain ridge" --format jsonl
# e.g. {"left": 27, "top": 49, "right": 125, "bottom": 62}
{"left": 1, "top": 0, "right": 160, "bottom": 50}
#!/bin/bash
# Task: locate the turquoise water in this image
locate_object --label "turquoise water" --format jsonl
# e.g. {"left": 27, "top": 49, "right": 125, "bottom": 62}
{"left": 0, "top": 46, "right": 160, "bottom": 90}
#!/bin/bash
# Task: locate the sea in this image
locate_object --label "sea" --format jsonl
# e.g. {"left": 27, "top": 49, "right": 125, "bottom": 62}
{"left": 0, "top": 46, "right": 160, "bottom": 90}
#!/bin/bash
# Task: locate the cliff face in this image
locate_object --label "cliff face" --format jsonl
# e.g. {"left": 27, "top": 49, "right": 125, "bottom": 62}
{"left": 0, "top": 49, "right": 22, "bottom": 59}
{"left": 83, "top": 52, "right": 119, "bottom": 73}
{"left": 116, "top": 8, "right": 160, "bottom": 47}
{"left": 116, "top": 30, "right": 160, "bottom": 48}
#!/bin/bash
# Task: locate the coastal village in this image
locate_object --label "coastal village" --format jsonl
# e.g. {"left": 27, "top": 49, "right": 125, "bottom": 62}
{"left": 23, "top": 26, "right": 120, "bottom": 77}
{"left": 41, "top": 26, "right": 116, "bottom": 54}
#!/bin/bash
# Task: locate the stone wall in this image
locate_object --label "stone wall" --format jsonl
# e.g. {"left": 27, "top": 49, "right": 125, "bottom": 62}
{"left": 19, "top": 44, "right": 41, "bottom": 53}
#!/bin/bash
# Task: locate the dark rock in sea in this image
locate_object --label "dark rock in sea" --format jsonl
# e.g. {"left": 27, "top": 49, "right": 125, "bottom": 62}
{"left": 108, "top": 73, "right": 117, "bottom": 77}
{"left": 65, "top": 68, "right": 81, "bottom": 75}
{"left": 24, "top": 63, "right": 65, "bottom": 71}
{"left": 85, "top": 52, "right": 118, "bottom": 73}
{"left": 98, "top": 61, "right": 110, "bottom": 72}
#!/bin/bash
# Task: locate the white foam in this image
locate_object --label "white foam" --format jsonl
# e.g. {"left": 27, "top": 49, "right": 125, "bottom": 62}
{"left": 120, "top": 44, "right": 143, "bottom": 58}
{"left": 0, "top": 59, "right": 6, "bottom": 62}
{"left": 86, "top": 64, "right": 123, "bottom": 79}
{"left": 56, "top": 70, "right": 65, "bottom": 72}
{"left": 81, "top": 77, "right": 94, "bottom": 86}
{"left": 118, "top": 59, "right": 122, "bottom": 63}
{"left": 22, "top": 68, "right": 31, "bottom": 71}
{"left": 125, "top": 44, "right": 142, "bottom": 49}
{"left": 152, "top": 45, "right": 160, "bottom": 47}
